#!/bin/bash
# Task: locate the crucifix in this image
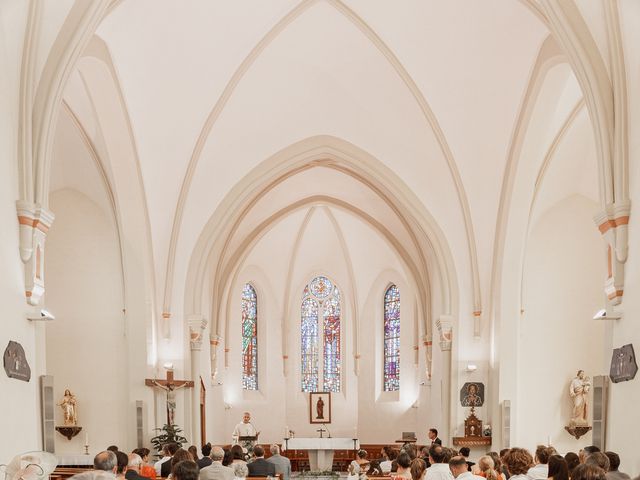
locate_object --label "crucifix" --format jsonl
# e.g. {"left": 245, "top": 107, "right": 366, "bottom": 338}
{"left": 316, "top": 426, "right": 327, "bottom": 438}
{"left": 145, "top": 369, "right": 194, "bottom": 425}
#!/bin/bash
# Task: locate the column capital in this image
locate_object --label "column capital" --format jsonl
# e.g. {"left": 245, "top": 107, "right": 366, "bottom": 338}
{"left": 187, "top": 315, "right": 208, "bottom": 351}
{"left": 594, "top": 201, "right": 631, "bottom": 305}
{"left": 436, "top": 315, "right": 453, "bottom": 351}
{"left": 16, "top": 201, "right": 55, "bottom": 305}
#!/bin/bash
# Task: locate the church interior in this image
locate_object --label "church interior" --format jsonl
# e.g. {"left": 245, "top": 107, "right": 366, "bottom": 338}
{"left": 1, "top": 0, "right": 639, "bottom": 474}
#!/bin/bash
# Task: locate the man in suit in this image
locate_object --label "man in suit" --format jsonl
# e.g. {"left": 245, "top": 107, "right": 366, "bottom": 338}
{"left": 199, "top": 446, "right": 234, "bottom": 480}
{"left": 161, "top": 443, "right": 180, "bottom": 477}
{"left": 247, "top": 445, "right": 276, "bottom": 477}
{"left": 198, "top": 443, "right": 213, "bottom": 470}
{"left": 267, "top": 444, "right": 291, "bottom": 480}
{"left": 428, "top": 428, "right": 442, "bottom": 447}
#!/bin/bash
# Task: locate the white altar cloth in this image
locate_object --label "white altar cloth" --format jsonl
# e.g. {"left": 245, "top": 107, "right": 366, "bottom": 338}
{"left": 55, "top": 453, "right": 94, "bottom": 466}
{"left": 283, "top": 438, "right": 358, "bottom": 471}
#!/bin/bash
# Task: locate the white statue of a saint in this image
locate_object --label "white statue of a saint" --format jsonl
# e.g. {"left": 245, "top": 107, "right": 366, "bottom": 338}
{"left": 569, "top": 370, "right": 591, "bottom": 426}
{"left": 59, "top": 389, "right": 78, "bottom": 426}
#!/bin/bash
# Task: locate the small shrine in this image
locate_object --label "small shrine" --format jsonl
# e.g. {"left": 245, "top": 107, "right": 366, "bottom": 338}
{"left": 453, "top": 406, "right": 491, "bottom": 447}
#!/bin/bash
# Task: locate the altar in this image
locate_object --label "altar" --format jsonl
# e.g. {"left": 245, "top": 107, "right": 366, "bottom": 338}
{"left": 283, "top": 438, "right": 358, "bottom": 471}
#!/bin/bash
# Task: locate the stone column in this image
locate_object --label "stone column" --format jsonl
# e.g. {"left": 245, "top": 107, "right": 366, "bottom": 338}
{"left": 188, "top": 315, "right": 207, "bottom": 446}
{"left": 436, "top": 315, "right": 453, "bottom": 441}
{"left": 422, "top": 335, "right": 433, "bottom": 382}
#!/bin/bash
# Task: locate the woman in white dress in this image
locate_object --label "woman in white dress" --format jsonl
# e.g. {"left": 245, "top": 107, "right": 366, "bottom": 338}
{"left": 348, "top": 450, "right": 370, "bottom": 479}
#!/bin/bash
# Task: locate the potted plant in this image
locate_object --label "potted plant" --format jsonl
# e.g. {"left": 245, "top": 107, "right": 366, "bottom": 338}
{"left": 150, "top": 423, "right": 188, "bottom": 454}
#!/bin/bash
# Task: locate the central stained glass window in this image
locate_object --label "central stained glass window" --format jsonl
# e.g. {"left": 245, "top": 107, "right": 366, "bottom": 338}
{"left": 301, "top": 276, "right": 341, "bottom": 392}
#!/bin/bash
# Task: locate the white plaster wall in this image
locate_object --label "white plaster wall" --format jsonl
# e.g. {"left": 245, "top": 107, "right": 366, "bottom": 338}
{"left": 0, "top": 0, "right": 45, "bottom": 462}
{"left": 517, "top": 194, "right": 604, "bottom": 452}
{"left": 605, "top": 0, "right": 640, "bottom": 473}
{"left": 45, "top": 188, "right": 128, "bottom": 455}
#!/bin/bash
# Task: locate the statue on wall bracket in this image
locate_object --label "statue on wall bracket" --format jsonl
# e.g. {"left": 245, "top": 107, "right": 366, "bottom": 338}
{"left": 565, "top": 369, "right": 592, "bottom": 439}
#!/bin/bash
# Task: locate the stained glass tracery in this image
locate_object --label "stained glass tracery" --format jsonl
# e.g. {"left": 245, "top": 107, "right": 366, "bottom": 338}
{"left": 383, "top": 284, "right": 400, "bottom": 391}
{"left": 301, "top": 297, "right": 319, "bottom": 392}
{"left": 242, "top": 283, "right": 258, "bottom": 390}
{"left": 301, "top": 276, "right": 341, "bottom": 392}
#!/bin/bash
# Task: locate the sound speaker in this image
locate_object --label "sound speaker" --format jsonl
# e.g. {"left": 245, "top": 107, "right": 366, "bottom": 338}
{"left": 40, "top": 375, "right": 55, "bottom": 453}
{"left": 501, "top": 399, "right": 511, "bottom": 449}
{"left": 136, "top": 400, "right": 144, "bottom": 448}
{"left": 592, "top": 375, "right": 609, "bottom": 450}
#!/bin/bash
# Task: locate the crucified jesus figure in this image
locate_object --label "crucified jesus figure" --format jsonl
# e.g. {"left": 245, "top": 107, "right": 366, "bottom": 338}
{"left": 152, "top": 380, "right": 188, "bottom": 425}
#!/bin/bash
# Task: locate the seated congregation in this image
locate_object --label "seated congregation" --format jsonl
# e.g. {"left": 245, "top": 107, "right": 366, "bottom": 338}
{"left": 56, "top": 442, "right": 633, "bottom": 480}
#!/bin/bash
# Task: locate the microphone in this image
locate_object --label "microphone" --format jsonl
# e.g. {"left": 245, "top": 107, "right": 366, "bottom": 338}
{"left": 323, "top": 423, "right": 332, "bottom": 438}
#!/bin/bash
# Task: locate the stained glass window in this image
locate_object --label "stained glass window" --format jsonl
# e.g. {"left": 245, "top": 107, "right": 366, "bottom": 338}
{"left": 242, "top": 283, "right": 258, "bottom": 390}
{"left": 301, "top": 297, "right": 319, "bottom": 392}
{"left": 383, "top": 284, "right": 400, "bottom": 391}
{"left": 301, "top": 276, "right": 341, "bottom": 392}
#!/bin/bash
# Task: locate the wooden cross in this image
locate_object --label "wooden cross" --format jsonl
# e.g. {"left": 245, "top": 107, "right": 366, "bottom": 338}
{"left": 316, "top": 426, "right": 327, "bottom": 438}
{"left": 145, "top": 369, "right": 194, "bottom": 425}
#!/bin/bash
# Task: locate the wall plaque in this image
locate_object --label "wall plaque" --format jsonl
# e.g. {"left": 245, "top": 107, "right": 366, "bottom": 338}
{"left": 3, "top": 341, "right": 31, "bottom": 382}
{"left": 610, "top": 344, "right": 637, "bottom": 383}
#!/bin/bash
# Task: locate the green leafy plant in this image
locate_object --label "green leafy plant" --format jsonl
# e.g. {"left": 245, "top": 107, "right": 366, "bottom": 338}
{"left": 150, "top": 424, "right": 188, "bottom": 453}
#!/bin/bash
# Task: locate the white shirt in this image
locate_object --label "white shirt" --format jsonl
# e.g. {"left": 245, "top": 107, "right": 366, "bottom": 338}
{"left": 527, "top": 465, "right": 548, "bottom": 480}
{"left": 426, "top": 463, "right": 454, "bottom": 480}
{"left": 456, "top": 473, "right": 485, "bottom": 480}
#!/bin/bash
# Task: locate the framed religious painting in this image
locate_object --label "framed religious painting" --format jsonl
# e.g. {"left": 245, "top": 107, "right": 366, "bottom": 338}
{"left": 309, "top": 392, "right": 331, "bottom": 424}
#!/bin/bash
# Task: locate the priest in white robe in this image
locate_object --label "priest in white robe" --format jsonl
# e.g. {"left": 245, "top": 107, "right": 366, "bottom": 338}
{"left": 232, "top": 411, "right": 260, "bottom": 453}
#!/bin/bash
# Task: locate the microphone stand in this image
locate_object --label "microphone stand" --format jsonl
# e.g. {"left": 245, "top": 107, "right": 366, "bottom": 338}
{"left": 323, "top": 423, "right": 332, "bottom": 438}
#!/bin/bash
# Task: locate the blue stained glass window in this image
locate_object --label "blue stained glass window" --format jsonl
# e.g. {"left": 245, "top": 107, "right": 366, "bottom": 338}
{"left": 301, "top": 276, "right": 341, "bottom": 392}
{"left": 301, "top": 297, "right": 319, "bottom": 392}
{"left": 383, "top": 284, "right": 400, "bottom": 391}
{"left": 242, "top": 283, "right": 258, "bottom": 390}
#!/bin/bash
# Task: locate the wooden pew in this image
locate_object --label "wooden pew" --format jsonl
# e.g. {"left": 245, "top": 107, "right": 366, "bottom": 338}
{"left": 51, "top": 467, "right": 92, "bottom": 479}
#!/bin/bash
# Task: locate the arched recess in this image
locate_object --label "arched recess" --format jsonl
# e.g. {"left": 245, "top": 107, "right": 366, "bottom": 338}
{"left": 62, "top": 35, "right": 158, "bottom": 365}
{"left": 490, "top": 35, "right": 568, "bottom": 336}
{"left": 182, "top": 137, "right": 459, "bottom": 350}
{"left": 180, "top": 136, "right": 461, "bottom": 443}
{"left": 50, "top": 35, "right": 161, "bottom": 436}
{"left": 488, "top": 33, "right": 583, "bottom": 447}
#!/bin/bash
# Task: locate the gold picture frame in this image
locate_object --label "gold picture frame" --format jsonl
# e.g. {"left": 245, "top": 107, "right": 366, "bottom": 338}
{"left": 309, "top": 392, "right": 331, "bottom": 424}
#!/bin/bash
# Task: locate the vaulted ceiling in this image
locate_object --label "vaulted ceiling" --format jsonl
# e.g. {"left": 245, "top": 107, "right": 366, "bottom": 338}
{"left": 51, "top": 0, "right": 599, "bottom": 335}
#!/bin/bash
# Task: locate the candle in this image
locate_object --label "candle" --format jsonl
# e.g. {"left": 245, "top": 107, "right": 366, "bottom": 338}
{"left": 85, "top": 432, "right": 89, "bottom": 445}
{"left": 285, "top": 426, "right": 289, "bottom": 438}
{"left": 547, "top": 435, "right": 551, "bottom": 446}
